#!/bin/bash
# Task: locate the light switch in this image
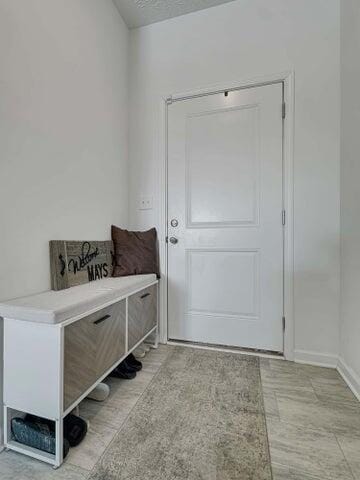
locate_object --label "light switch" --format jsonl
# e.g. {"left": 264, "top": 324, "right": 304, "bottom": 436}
{"left": 139, "top": 196, "right": 153, "bottom": 210}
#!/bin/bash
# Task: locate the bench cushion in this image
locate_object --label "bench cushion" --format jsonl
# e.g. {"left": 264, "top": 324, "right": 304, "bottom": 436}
{"left": 0, "top": 274, "right": 157, "bottom": 324}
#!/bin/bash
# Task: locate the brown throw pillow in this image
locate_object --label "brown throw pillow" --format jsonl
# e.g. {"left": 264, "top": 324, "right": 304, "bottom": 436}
{"left": 111, "top": 225, "right": 160, "bottom": 278}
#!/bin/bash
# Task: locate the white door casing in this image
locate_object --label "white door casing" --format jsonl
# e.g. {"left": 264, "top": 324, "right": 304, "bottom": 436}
{"left": 167, "top": 83, "right": 284, "bottom": 352}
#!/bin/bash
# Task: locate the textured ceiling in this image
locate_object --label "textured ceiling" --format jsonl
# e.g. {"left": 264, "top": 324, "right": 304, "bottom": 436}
{"left": 113, "top": 0, "right": 237, "bottom": 28}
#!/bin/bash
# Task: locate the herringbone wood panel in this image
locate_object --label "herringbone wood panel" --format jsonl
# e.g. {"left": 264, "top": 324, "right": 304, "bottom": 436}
{"left": 64, "top": 300, "right": 126, "bottom": 409}
{"left": 96, "top": 301, "right": 126, "bottom": 378}
{"left": 128, "top": 285, "right": 157, "bottom": 350}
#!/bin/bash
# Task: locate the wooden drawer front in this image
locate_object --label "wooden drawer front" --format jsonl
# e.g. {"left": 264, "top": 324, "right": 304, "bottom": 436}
{"left": 128, "top": 284, "right": 157, "bottom": 350}
{"left": 96, "top": 301, "right": 126, "bottom": 378}
{"left": 64, "top": 300, "right": 126, "bottom": 410}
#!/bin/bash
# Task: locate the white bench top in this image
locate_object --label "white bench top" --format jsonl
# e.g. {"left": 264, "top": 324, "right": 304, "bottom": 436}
{"left": 0, "top": 274, "right": 157, "bottom": 324}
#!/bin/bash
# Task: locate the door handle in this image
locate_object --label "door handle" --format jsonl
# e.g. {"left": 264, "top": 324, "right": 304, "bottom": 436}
{"left": 169, "top": 237, "right": 178, "bottom": 244}
{"left": 94, "top": 314, "right": 111, "bottom": 325}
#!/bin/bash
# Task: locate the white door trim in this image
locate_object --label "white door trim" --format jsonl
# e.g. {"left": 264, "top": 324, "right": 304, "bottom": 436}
{"left": 158, "top": 71, "right": 295, "bottom": 360}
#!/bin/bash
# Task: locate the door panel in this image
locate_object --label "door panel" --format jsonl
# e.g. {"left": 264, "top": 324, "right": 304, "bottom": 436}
{"left": 187, "top": 249, "right": 259, "bottom": 318}
{"left": 187, "top": 105, "right": 259, "bottom": 227}
{"left": 167, "top": 83, "right": 284, "bottom": 352}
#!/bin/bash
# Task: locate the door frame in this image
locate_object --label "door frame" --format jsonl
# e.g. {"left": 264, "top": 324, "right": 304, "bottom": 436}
{"left": 158, "top": 71, "right": 295, "bottom": 360}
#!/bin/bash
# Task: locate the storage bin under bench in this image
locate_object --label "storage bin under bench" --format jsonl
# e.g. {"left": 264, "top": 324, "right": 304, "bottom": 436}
{"left": 0, "top": 274, "right": 158, "bottom": 468}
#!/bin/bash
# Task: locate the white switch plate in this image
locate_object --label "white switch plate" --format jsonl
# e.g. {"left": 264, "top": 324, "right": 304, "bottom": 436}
{"left": 139, "top": 196, "right": 153, "bottom": 210}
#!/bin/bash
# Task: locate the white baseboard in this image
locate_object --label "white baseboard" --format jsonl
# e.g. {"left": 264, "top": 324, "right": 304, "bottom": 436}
{"left": 294, "top": 349, "right": 338, "bottom": 368}
{"left": 337, "top": 357, "right": 360, "bottom": 402}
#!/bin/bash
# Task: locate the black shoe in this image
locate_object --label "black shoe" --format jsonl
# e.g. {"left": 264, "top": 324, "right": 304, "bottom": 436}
{"left": 126, "top": 353, "right": 142, "bottom": 371}
{"left": 63, "top": 414, "right": 88, "bottom": 447}
{"left": 121, "top": 358, "right": 138, "bottom": 372}
{"left": 110, "top": 362, "right": 137, "bottom": 379}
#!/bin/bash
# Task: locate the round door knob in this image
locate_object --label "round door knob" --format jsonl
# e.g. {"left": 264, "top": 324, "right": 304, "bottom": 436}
{"left": 170, "top": 219, "right": 178, "bottom": 227}
{"left": 169, "top": 237, "right": 178, "bottom": 244}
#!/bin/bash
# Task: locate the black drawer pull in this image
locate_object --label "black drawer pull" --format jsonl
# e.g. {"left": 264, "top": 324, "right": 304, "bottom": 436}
{"left": 94, "top": 314, "right": 111, "bottom": 325}
{"left": 140, "top": 292, "right": 151, "bottom": 299}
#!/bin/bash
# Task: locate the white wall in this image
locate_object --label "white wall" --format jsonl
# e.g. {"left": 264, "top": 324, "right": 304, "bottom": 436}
{"left": 128, "top": 0, "right": 341, "bottom": 361}
{"left": 339, "top": 0, "right": 360, "bottom": 394}
{"left": 0, "top": 0, "right": 129, "bottom": 443}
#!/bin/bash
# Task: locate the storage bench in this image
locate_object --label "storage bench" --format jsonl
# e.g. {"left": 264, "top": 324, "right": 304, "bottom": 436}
{"left": 0, "top": 274, "right": 158, "bottom": 467}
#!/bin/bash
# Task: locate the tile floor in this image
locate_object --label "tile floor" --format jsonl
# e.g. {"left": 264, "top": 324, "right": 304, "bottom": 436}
{"left": 0, "top": 345, "right": 359, "bottom": 480}
{"left": 261, "top": 357, "right": 360, "bottom": 480}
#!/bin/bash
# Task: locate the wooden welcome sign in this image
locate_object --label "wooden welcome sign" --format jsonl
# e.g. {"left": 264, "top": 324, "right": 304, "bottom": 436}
{"left": 50, "top": 240, "right": 114, "bottom": 291}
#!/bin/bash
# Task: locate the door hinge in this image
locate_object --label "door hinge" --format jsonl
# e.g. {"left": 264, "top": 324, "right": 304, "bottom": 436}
{"left": 165, "top": 236, "right": 169, "bottom": 243}
{"left": 282, "top": 210, "right": 286, "bottom": 226}
{"left": 282, "top": 102, "right": 286, "bottom": 119}
{"left": 282, "top": 316, "right": 286, "bottom": 331}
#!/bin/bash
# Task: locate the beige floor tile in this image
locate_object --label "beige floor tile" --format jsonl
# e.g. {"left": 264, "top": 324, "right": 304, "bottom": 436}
{"left": 141, "top": 358, "right": 164, "bottom": 374}
{"left": 276, "top": 392, "right": 360, "bottom": 435}
{"left": 267, "top": 418, "right": 354, "bottom": 480}
{"left": 66, "top": 418, "right": 117, "bottom": 471}
{"left": 336, "top": 433, "right": 360, "bottom": 480}
{"left": 105, "top": 370, "right": 156, "bottom": 398}
{"left": 295, "top": 363, "right": 342, "bottom": 382}
{"left": 0, "top": 450, "right": 88, "bottom": 480}
{"left": 104, "top": 387, "right": 142, "bottom": 411}
{"left": 269, "top": 359, "right": 308, "bottom": 375}
{"left": 263, "top": 357, "right": 360, "bottom": 479}
{"left": 272, "top": 462, "right": 328, "bottom": 480}
{"left": 260, "top": 367, "right": 316, "bottom": 397}
{"left": 311, "top": 378, "right": 359, "bottom": 406}
{"left": 262, "top": 391, "right": 280, "bottom": 419}
{"left": 268, "top": 359, "right": 341, "bottom": 383}
{"left": 275, "top": 388, "right": 319, "bottom": 403}
{"left": 79, "top": 398, "right": 131, "bottom": 430}
{"left": 271, "top": 463, "right": 291, "bottom": 479}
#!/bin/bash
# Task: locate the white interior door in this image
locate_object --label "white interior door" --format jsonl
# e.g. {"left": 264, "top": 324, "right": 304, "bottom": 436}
{"left": 167, "top": 83, "right": 284, "bottom": 352}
